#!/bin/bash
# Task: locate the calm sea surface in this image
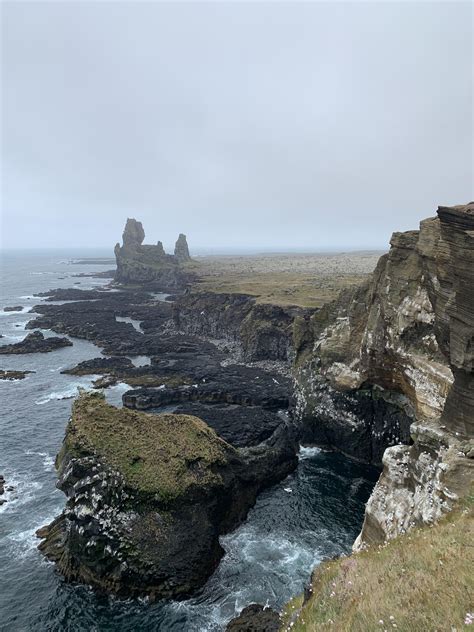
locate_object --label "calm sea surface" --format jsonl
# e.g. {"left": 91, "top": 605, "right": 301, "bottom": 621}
{"left": 0, "top": 251, "right": 378, "bottom": 631}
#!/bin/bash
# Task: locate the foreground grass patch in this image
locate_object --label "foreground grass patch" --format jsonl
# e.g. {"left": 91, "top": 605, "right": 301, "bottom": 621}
{"left": 281, "top": 498, "right": 473, "bottom": 631}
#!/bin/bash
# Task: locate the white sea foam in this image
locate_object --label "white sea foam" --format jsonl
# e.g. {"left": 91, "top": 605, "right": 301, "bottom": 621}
{"left": 298, "top": 445, "right": 322, "bottom": 460}
{"left": 0, "top": 473, "right": 43, "bottom": 515}
{"left": 25, "top": 450, "right": 55, "bottom": 471}
{"left": 35, "top": 380, "right": 94, "bottom": 405}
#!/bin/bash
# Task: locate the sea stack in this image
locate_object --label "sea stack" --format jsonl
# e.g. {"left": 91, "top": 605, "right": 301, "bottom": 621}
{"left": 114, "top": 219, "right": 195, "bottom": 289}
{"left": 174, "top": 233, "right": 191, "bottom": 262}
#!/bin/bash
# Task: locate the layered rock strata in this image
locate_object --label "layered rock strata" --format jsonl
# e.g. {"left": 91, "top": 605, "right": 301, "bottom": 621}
{"left": 354, "top": 203, "right": 474, "bottom": 548}
{"left": 291, "top": 202, "right": 473, "bottom": 543}
{"left": 37, "top": 392, "right": 297, "bottom": 598}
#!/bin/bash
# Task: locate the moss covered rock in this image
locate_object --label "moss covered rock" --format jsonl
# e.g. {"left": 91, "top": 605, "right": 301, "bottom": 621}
{"left": 38, "top": 392, "right": 297, "bottom": 598}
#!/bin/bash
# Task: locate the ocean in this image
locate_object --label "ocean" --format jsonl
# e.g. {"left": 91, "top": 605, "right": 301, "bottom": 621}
{"left": 0, "top": 251, "right": 378, "bottom": 631}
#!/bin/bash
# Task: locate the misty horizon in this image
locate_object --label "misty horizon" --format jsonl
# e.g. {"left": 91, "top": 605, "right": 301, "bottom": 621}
{"left": 2, "top": 1, "right": 473, "bottom": 250}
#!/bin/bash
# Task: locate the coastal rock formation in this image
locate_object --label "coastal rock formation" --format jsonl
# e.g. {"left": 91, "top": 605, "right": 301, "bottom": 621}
{"left": 3, "top": 305, "right": 23, "bottom": 312}
{"left": 226, "top": 604, "right": 280, "bottom": 631}
{"left": 0, "top": 331, "right": 72, "bottom": 354}
{"left": 114, "top": 218, "right": 194, "bottom": 289}
{"left": 174, "top": 233, "right": 191, "bottom": 262}
{"left": 294, "top": 211, "right": 457, "bottom": 464}
{"left": 37, "top": 392, "right": 297, "bottom": 598}
{"left": 173, "top": 292, "right": 306, "bottom": 362}
{"left": 353, "top": 202, "right": 474, "bottom": 548}
{"left": 293, "top": 202, "right": 473, "bottom": 542}
{"left": 0, "top": 369, "right": 35, "bottom": 380}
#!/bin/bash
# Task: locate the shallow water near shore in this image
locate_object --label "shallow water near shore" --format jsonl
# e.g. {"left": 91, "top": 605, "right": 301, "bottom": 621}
{"left": 0, "top": 252, "right": 379, "bottom": 631}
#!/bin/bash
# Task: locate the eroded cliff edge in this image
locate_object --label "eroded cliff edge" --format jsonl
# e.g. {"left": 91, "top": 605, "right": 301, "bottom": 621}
{"left": 293, "top": 202, "right": 474, "bottom": 547}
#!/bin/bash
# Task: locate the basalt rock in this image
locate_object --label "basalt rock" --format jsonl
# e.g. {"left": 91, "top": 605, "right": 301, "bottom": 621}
{"left": 114, "top": 219, "right": 195, "bottom": 290}
{"left": 3, "top": 305, "right": 23, "bottom": 312}
{"left": 173, "top": 292, "right": 307, "bottom": 362}
{"left": 37, "top": 392, "right": 297, "bottom": 598}
{"left": 0, "top": 331, "right": 72, "bottom": 354}
{"left": 226, "top": 604, "right": 281, "bottom": 632}
{"left": 0, "top": 369, "right": 35, "bottom": 380}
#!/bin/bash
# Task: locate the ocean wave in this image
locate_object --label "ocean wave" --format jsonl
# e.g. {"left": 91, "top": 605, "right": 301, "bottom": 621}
{"left": 35, "top": 381, "right": 94, "bottom": 405}
{"left": 0, "top": 473, "right": 43, "bottom": 515}
{"left": 25, "top": 450, "right": 56, "bottom": 471}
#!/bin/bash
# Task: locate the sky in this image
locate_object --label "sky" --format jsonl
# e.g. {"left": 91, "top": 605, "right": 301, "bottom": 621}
{"left": 1, "top": 1, "right": 473, "bottom": 252}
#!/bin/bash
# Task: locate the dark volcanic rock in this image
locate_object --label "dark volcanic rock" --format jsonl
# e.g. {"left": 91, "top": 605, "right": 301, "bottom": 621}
{"left": 0, "top": 369, "right": 35, "bottom": 380}
{"left": 226, "top": 604, "right": 280, "bottom": 632}
{"left": 37, "top": 393, "right": 297, "bottom": 599}
{"left": 161, "top": 403, "right": 285, "bottom": 448}
{"left": 3, "top": 305, "right": 23, "bottom": 312}
{"left": 173, "top": 292, "right": 306, "bottom": 361}
{"left": 114, "top": 219, "right": 195, "bottom": 290}
{"left": 0, "top": 331, "right": 72, "bottom": 354}
{"left": 63, "top": 356, "right": 134, "bottom": 376}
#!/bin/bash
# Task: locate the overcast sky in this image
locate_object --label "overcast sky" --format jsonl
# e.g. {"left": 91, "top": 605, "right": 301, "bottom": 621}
{"left": 1, "top": 1, "right": 472, "bottom": 252}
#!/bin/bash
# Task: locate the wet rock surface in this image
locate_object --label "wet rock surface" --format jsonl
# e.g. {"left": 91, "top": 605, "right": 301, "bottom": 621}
{"left": 226, "top": 604, "right": 281, "bottom": 631}
{"left": 0, "top": 331, "right": 73, "bottom": 354}
{"left": 0, "top": 369, "right": 35, "bottom": 380}
{"left": 3, "top": 305, "right": 23, "bottom": 312}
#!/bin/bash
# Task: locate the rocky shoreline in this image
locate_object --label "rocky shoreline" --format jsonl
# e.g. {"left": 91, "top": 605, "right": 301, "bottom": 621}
{"left": 9, "top": 206, "right": 470, "bottom": 619}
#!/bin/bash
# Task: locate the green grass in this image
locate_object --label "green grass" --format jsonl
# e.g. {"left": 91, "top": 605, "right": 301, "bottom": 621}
{"left": 60, "top": 392, "right": 234, "bottom": 501}
{"left": 280, "top": 495, "right": 474, "bottom": 631}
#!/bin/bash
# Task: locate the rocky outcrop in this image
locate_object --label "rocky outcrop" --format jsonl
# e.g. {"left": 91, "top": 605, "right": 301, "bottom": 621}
{"left": 173, "top": 292, "right": 307, "bottom": 362}
{"left": 352, "top": 202, "right": 474, "bottom": 548}
{"left": 0, "top": 369, "right": 35, "bottom": 380}
{"left": 114, "top": 219, "right": 194, "bottom": 290}
{"left": 3, "top": 305, "right": 23, "bottom": 312}
{"left": 174, "top": 233, "right": 191, "bottom": 262}
{"left": 37, "top": 392, "right": 297, "bottom": 598}
{"left": 226, "top": 604, "right": 280, "bottom": 631}
{"left": 0, "top": 331, "right": 72, "bottom": 354}
{"left": 293, "top": 210, "right": 461, "bottom": 464}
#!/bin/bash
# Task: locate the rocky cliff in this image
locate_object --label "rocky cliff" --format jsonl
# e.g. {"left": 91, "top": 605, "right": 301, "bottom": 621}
{"left": 293, "top": 202, "right": 474, "bottom": 543}
{"left": 38, "top": 392, "right": 297, "bottom": 598}
{"left": 114, "top": 218, "right": 194, "bottom": 289}
{"left": 173, "top": 291, "right": 308, "bottom": 362}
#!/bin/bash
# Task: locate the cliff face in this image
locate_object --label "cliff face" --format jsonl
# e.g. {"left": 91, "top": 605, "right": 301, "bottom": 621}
{"left": 173, "top": 291, "right": 307, "bottom": 362}
{"left": 293, "top": 202, "right": 473, "bottom": 543}
{"left": 38, "top": 392, "right": 297, "bottom": 598}
{"left": 114, "top": 218, "right": 194, "bottom": 289}
{"left": 354, "top": 203, "right": 474, "bottom": 548}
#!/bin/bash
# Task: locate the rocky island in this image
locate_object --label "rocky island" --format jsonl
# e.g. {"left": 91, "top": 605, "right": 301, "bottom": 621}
{"left": 33, "top": 206, "right": 473, "bottom": 626}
